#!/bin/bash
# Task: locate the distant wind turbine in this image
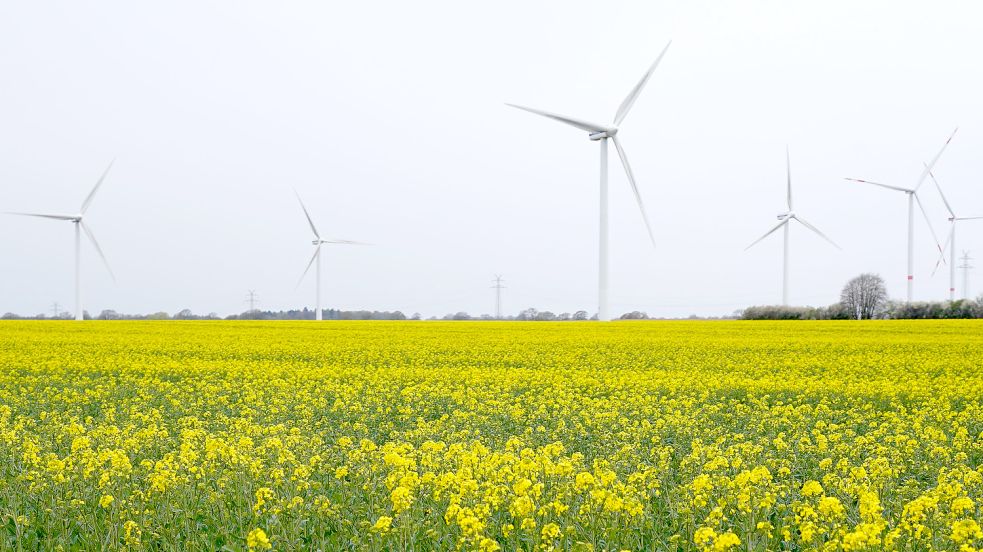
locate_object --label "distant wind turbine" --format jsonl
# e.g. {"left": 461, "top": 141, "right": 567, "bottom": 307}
{"left": 5, "top": 161, "right": 117, "bottom": 320}
{"left": 294, "top": 191, "right": 368, "bottom": 321}
{"left": 845, "top": 128, "right": 956, "bottom": 302}
{"left": 745, "top": 149, "right": 839, "bottom": 305}
{"left": 926, "top": 168, "right": 983, "bottom": 302}
{"left": 506, "top": 41, "right": 671, "bottom": 321}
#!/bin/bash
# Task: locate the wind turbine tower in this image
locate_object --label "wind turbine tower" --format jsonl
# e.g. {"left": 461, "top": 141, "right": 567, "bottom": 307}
{"left": 507, "top": 41, "right": 670, "bottom": 321}
{"left": 294, "top": 191, "right": 368, "bottom": 321}
{"left": 5, "top": 161, "right": 117, "bottom": 320}
{"left": 846, "top": 129, "right": 956, "bottom": 302}
{"left": 746, "top": 148, "right": 839, "bottom": 305}
{"left": 926, "top": 170, "right": 983, "bottom": 302}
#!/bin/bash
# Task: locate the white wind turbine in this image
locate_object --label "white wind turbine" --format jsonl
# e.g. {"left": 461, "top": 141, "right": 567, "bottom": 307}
{"left": 926, "top": 168, "right": 983, "bottom": 302}
{"left": 294, "top": 191, "right": 367, "bottom": 321}
{"left": 5, "top": 161, "right": 116, "bottom": 320}
{"left": 507, "top": 41, "right": 670, "bottom": 321}
{"left": 745, "top": 149, "right": 839, "bottom": 305}
{"left": 845, "top": 128, "right": 956, "bottom": 302}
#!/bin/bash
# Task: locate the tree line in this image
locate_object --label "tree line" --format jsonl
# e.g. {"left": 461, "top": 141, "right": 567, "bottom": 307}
{"left": 10, "top": 273, "right": 976, "bottom": 321}
{"left": 740, "top": 273, "right": 983, "bottom": 320}
{"left": 2, "top": 307, "right": 676, "bottom": 321}
{"left": 1, "top": 308, "right": 410, "bottom": 321}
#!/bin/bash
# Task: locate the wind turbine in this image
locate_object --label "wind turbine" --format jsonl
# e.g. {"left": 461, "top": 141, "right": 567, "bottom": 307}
{"left": 506, "top": 41, "right": 670, "bottom": 321}
{"left": 927, "top": 169, "right": 983, "bottom": 302}
{"left": 5, "top": 161, "right": 116, "bottom": 320}
{"left": 745, "top": 149, "right": 839, "bottom": 305}
{"left": 845, "top": 128, "right": 957, "bottom": 302}
{"left": 294, "top": 191, "right": 367, "bottom": 321}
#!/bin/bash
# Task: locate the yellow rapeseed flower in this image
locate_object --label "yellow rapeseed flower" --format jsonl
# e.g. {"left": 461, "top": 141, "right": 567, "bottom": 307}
{"left": 246, "top": 528, "right": 271, "bottom": 550}
{"left": 371, "top": 516, "right": 393, "bottom": 534}
{"left": 801, "top": 480, "right": 823, "bottom": 497}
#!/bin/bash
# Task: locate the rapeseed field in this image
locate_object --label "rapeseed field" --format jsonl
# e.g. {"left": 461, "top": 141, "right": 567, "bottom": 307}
{"left": 0, "top": 320, "right": 981, "bottom": 551}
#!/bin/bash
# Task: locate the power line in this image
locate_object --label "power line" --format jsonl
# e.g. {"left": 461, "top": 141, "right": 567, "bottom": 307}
{"left": 245, "top": 290, "right": 259, "bottom": 312}
{"left": 959, "top": 252, "right": 973, "bottom": 300}
{"left": 491, "top": 275, "right": 505, "bottom": 319}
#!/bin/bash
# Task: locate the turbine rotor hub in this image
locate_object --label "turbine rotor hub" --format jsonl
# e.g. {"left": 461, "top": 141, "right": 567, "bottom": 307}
{"left": 588, "top": 129, "right": 618, "bottom": 141}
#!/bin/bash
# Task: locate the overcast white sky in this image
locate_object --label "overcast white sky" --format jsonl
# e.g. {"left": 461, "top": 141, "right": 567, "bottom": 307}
{"left": 2, "top": 1, "right": 982, "bottom": 318}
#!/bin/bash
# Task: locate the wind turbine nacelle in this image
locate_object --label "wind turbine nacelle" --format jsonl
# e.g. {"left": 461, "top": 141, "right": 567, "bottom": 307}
{"left": 588, "top": 129, "right": 618, "bottom": 141}
{"left": 777, "top": 213, "right": 791, "bottom": 221}
{"left": 312, "top": 240, "right": 321, "bottom": 245}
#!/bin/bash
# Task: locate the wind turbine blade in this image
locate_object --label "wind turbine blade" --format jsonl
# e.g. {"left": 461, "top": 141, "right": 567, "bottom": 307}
{"left": 924, "top": 163, "right": 955, "bottom": 218}
{"left": 296, "top": 247, "right": 319, "bottom": 288}
{"left": 844, "top": 178, "right": 911, "bottom": 193}
{"left": 80, "top": 221, "right": 116, "bottom": 282}
{"left": 914, "top": 127, "right": 958, "bottom": 191}
{"left": 914, "top": 192, "right": 944, "bottom": 256}
{"left": 3, "top": 211, "right": 77, "bottom": 220}
{"left": 613, "top": 40, "right": 671, "bottom": 126}
{"left": 955, "top": 216, "right": 983, "bottom": 221}
{"left": 786, "top": 146, "right": 793, "bottom": 211}
{"left": 505, "top": 103, "right": 614, "bottom": 133}
{"left": 611, "top": 136, "right": 656, "bottom": 247}
{"left": 932, "top": 223, "right": 953, "bottom": 276}
{"left": 294, "top": 189, "right": 320, "bottom": 239}
{"left": 80, "top": 159, "right": 115, "bottom": 214}
{"left": 744, "top": 219, "right": 787, "bottom": 251}
{"left": 791, "top": 215, "right": 841, "bottom": 250}
{"left": 323, "top": 239, "right": 372, "bottom": 245}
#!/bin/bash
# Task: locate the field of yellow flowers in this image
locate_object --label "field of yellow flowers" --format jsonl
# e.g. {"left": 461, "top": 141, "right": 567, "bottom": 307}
{"left": 0, "top": 320, "right": 982, "bottom": 551}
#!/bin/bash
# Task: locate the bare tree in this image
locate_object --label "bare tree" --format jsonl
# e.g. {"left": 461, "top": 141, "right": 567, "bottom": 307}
{"left": 840, "top": 273, "right": 888, "bottom": 320}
